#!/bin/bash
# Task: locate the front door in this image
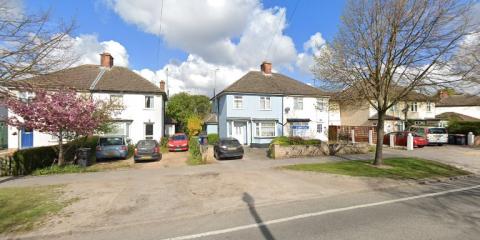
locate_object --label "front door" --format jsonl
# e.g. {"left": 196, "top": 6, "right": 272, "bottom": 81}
{"left": 232, "top": 121, "right": 247, "bottom": 145}
{"left": 21, "top": 128, "right": 33, "bottom": 149}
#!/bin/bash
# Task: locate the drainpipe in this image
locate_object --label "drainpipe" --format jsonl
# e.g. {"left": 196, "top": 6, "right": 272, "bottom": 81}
{"left": 281, "top": 96, "right": 284, "bottom": 136}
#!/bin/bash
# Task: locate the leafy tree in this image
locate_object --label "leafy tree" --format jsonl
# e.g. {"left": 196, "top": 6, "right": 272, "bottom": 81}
{"left": 166, "top": 92, "right": 211, "bottom": 131}
{"left": 314, "top": 0, "right": 475, "bottom": 165}
{"left": 186, "top": 115, "right": 202, "bottom": 136}
{"left": 6, "top": 89, "right": 119, "bottom": 165}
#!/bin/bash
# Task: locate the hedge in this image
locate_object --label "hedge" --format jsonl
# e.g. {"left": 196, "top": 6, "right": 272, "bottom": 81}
{"left": 270, "top": 136, "right": 322, "bottom": 146}
{"left": 207, "top": 133, "right": 219, "bottom": 145}
{"left": 187, "top": 136, "right": 205, "bottom": 165}
{"left": 447, "top": 121, "right": 480, "bottom": 135}
{"left": 1, "top": 136, "right": 99, "bottom": 176}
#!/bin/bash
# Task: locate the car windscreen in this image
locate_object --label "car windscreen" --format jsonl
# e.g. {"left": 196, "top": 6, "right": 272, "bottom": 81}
{"left": 219, "top": 140, "right": 240, "bottom": 146}
{"left": 429, "top": 128, "right": 447, "bottom": 134}
{"left": 172, "top": 135, "right": 187, "bottom": 140}
{"left": 99, "top": 137, "right": 124, "bottom": 146}
{"left": 137, "top": 140, "right": 157, "bottom": 148}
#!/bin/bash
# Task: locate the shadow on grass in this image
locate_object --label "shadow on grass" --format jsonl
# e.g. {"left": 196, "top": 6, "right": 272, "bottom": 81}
{"left": 242, "top": 192, "right": 275, "bottom": 240}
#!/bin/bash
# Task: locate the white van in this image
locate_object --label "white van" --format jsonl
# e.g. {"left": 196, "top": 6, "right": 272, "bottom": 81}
{"left": 409, "top": 126, "right": 448, "bottom": 146}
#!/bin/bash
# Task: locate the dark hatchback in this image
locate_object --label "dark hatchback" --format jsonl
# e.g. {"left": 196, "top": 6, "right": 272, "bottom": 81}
{"left": 214, "top": 138, "right": 244, "bottom": 160}
{"left": 134, "top": 140, "right": 162, "bottom": 162}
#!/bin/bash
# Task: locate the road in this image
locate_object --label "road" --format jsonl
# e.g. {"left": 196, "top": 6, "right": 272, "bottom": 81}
{"left": 23, "top": 176, "right": 480, "bottom": 240}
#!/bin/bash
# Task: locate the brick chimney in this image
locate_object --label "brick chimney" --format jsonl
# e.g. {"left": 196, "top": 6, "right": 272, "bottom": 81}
{"left": 159, "top": 80, "right": 166, "bottom": 92}
{"left": 260, "top": 61, "right": 272, "bottom": 75}
{"left": 100, "top": 52, "right": 114, "bottom": 68}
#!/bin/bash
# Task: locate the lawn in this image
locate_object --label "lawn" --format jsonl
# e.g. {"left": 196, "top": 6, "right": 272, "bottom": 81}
{"left": 0, "top": 185, "right": 68, "bottom": 233}
{"left": 32, "top": 160, "right": 133, "bottom": 176}
{"left": 284, "top": 158, "right": 471, "bottom": 180}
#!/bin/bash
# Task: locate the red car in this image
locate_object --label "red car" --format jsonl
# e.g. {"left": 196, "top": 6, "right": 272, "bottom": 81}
{"left": 168, "top": 133, "right": 189, "bottom": 151}
{"left": 383, "top": 131, "right": 428, "bottom": 148}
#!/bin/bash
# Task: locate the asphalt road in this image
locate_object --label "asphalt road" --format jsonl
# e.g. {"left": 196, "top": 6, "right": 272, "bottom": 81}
{"left": 24, "top": 176, "right": 480, "bottom": 240}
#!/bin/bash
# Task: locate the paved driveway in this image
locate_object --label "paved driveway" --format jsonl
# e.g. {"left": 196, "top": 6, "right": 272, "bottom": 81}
{"left": 384, "top": 145, "right": 480, "bottom": 174}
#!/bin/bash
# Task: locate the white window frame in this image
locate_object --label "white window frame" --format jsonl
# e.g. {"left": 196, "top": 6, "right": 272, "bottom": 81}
{"left": 426, "top": 102, "right": 432, "bottom": 112}
{"left": 144, "top": 123, "right": 154, "bottom": 140}
{"left": 316, "top": 98, "right": 326, "bottom": 112}
{"left": 145, "top": 96, "right": 154, "bottom": 109}
{"left": 255, "top": 121, "right": 276, "bottom": 137}
{"left": 19, "top": 91, "right": 35, "bottom": 103}
{"left": 259, "top": 96, "right": 271, "bottom": 110}
{"left": 410, "top": 102, "right": 418, "bottom": 112}
{"left": 317, "top": 123, "right": 323, "bottom": 133}
{"left": 233, "top": 96, "right": 243, "bottom": 109}
{"left": 294, "top": 97, "right": 303, "bottom": 110}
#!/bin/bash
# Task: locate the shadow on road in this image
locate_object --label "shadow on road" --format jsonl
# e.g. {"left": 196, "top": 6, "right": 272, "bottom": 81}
{"left": 242, "top": 192, "right": 275, "bottom": 240}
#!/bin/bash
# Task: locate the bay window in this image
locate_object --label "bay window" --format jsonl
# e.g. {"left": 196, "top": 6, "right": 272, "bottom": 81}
{"left": 255, "top": 121, "right": 276, "bottom": 137}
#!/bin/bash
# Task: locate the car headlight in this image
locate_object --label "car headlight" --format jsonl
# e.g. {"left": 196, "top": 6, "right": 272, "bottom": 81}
{"left": 168, "top": 143, "right": 174, "bottom": 147}
{"left": 181, "top": 143, "right": 187, "bottom": 147}
{"left": 220, "top": 145, "right": 228, "bottom": 149}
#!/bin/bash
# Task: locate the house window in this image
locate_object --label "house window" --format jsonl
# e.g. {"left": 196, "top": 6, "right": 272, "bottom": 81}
{"left": 389, "top": 103, "right": 397, "bottom": 112}
{"left": 259, "top": 96, "right": 271, "bottom": 110}
{"left": 255, "top": 121, "right": 276, "bottom": 137}
{"left": 233, "top": 96, "right": 243, "bottom": 109}
{"left": 19, "top": 92, "right": 34, "bottom": 103}
{"left": 410, "top": 102, "right": 418, "bottom": 112}
{"left": 294, "top": 97, "right": 303, "bottom": 110}
{"left": 291, "top": 122, "right": 309, "bottom": 137}
{"left": 145, "top": 96, "right": 154, "bottom": 109}
{"left": 316, "top": 98, "right": 325, "bottom": 112}
{"left": 426, "top": 102, "right": 432, "bottom": 112}
{"left": 110, "top": 95, "right": 124, "bottom": 110}
{"left": 145, "top": 123, "right": 154, "bottom": 140}
{"left": 317, "top": 124, "right": 323, "bottom": 133}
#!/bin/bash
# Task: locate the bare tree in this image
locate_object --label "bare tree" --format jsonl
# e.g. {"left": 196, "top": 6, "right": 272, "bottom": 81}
{"left": 452, "top": 33, "right": 480, "bottom": 93}
{"left": 0, "top": 1, "right": 75, "bottom": 84}
{"left": 314, "top": 0, "right": 477, "bottom": 165}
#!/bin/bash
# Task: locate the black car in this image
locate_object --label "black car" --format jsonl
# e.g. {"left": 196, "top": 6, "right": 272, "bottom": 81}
{"left": 214, "top": 138, "right": 244, "bottom": 160}
{"left": 134, "top": 140, "right": 162, "bottom": 162}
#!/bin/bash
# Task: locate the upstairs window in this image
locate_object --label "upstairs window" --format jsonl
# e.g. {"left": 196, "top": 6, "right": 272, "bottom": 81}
{"left": 294, "top": 97, "right": 303, "bottom": 110}
{"left": 259, "top": 96, "right": 271, "bottom": 110}
{"left": 316, "top": 98, "right": 325, "bottom": 112}
{"left": 426, "top": 102, "right": 432, "bottom": 112}
{"left": 410, "top": 102, "right": 418, "bottom": 112}
{"left": 145, "top": 96, "right": 154, "bottom": 109}
{"left": 233, "top": 96, "right": 243, "bottom": 109}
{"left": 110, "top": 95, "right": 124, "bottom": 109}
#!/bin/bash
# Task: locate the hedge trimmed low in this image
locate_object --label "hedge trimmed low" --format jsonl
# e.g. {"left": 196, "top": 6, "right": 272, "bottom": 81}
{"left": 207, "top": 133, "right": 219, "bottom": 145}
{"left": 270, "top": 136, "right": 322, "bottom": 146}
{"left": 447, "top": 121, "right": 480, "bottom": 135}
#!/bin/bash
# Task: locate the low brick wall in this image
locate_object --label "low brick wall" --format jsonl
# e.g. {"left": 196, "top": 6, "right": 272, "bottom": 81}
{"left": 270, "top": 142, "right": 370, "bottom": 159}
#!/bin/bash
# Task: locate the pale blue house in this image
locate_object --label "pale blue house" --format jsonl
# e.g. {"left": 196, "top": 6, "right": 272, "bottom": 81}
{"left": 213, "top": 62, "right": 330, "bottom": 147}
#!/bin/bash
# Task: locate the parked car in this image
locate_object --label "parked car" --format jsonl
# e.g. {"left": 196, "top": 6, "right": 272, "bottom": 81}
{"left": 383, "top": 131, "right": 428, "bottom": 148}
{"left": 134, "top": 140, "right": 161, "bottom": 162}
{"left": 214, "top": 138, "right": 244, "bottom": 160}
{"left": 168, "top": 133, "right": 189, "bottom": 151}
{"left": 409, "top": 126, "right": 448, "bottom": 146}
{"left": 96, "top": 135, "right": 128, "bottom": 160}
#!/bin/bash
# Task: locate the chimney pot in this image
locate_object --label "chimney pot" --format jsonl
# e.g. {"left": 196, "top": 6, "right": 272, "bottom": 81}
{"left": 100, "top": 52, "right": 114, "bottom": 68}
{"left": 159, "top": 80, "right": 166, "bottom": 92}
{"left": 260, "top": 61, "right": 272, "bottom": 75}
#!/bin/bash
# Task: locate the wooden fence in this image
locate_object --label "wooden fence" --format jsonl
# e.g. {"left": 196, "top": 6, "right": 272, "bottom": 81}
{"left": 328, "top": 125, "right": 377, "bottom": 143}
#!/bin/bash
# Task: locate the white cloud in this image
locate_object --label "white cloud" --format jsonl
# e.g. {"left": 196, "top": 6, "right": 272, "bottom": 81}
{"left": 296, "top": 32, "right": 326, "bottom": 75}
{"left": 66, "top": 35, "right": 129, "bottom": 67}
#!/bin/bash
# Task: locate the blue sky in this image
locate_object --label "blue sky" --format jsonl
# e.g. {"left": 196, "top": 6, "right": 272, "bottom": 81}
{"left": 24, "top": 0, "right": 346, "bottom": 95}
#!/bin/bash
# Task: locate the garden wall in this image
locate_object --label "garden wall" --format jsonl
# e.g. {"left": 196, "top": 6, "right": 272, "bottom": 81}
{"left": 270, "top": 142, "right": 370, "bottom": 159}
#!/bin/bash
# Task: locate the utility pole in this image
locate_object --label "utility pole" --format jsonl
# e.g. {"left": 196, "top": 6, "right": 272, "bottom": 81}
{"left": 214, "top": 68, "right": 220, "bottom": 134}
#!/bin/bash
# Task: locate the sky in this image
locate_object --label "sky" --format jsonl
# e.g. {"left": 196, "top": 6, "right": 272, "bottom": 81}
{"left": 21, "top": 0, "right": 346, "bottom": 96}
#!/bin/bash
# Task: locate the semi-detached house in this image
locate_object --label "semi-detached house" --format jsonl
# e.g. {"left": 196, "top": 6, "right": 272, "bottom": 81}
{"left": 0, "top": 53, "right": 167, "bottom": 150}
{"left": 214, "top": 61, "right": 335, "bottom": 147}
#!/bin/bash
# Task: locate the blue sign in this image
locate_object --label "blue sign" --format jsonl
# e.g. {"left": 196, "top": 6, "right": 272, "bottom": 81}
{"left": 292, "top": 126, "right": 309, "bottom": 130}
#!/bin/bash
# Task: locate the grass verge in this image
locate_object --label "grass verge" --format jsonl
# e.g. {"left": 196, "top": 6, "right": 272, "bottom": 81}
{"left": 284, "top": 158, "right": 470, "bottom": 180}
{"left": 32, "top": 160, "right": 132, "bottom": 176}
{"left": 0, "top": 185, "right": 68, "bottom": 233}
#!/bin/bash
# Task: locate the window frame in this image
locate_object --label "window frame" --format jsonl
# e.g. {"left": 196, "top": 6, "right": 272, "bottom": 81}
{"left": 259, "top": 96, "right": 271, "bottom": 110}
{"left": 316, "top": 98, "right": 325, "bottom": 112}
{"left": 410, "top": 102, "right": 418, "bottom": 112}
{"left": 426, "top": 102, "right": 432, "bottom": 112}
{"left": 293, "top": 97, "right": 303, "bottom": 110}
{"left": 144, "top": 123, "right": 154, "bottom": 140}
{"left": 255, "top": 121, "right": 276, "bottom": 137}
{"left": 233, "top": 96, "right": 243, "bottom": 109}
{"left": 145, "top": 96, "right": 154, "bottom": 109}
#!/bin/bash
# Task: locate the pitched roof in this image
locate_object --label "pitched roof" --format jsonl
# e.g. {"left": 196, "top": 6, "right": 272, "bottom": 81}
{"left": 332, "top": 85, "right": 434, "bottom": 102}
{"left": 219, "top": 71, "right": 330, "bottom": 97}
{"left": 436, "top": 112, "right": 480, "bottom": 122}
{"left": 436, "top": 94, "right": 480, "bottom": 107}
{"left": 8, "top": 65, "right": 165, "bottom": 95}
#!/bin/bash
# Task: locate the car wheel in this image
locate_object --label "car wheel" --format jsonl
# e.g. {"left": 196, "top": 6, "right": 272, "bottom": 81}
{"left": 438, "top": 143, "right": 443, "bottom": 146}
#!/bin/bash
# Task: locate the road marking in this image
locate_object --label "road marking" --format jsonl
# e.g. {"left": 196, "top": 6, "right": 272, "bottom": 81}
{"left": 163, "top": 184, "right": 480, "bottom": 240}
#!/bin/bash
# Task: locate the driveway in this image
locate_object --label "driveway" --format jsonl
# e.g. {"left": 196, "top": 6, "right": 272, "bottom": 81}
{"left": 135, "top": 151, "right": 188, "bottom": 169}
{"left": 383, "top": 145, "right": 480, "bottom": 174}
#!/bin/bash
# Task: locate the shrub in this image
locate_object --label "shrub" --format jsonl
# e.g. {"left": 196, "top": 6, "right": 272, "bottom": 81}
{"left": 5, "top": 136, "right": 99, "bottom": 176}
{"left": 186, "top": 115, "right": 202, "bottom": 136}
{"left": 207, "top": 133, "right": 219, "bottom": 145}
{"left": 447, "top": 121, "right": 480, "bottom": 135}
{"left": 188, "top": 136, "right": 204, "bottom": 165}
{"left": 127, "top": 144, "right": 135, "bottom": 158}
{"left": 270, "top": 136, "right": 322, "bottom": 146}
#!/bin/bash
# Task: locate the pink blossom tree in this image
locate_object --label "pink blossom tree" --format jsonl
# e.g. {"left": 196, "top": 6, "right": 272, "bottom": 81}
{"left": 6, "top": 89, "right": 117, "bottom": 165}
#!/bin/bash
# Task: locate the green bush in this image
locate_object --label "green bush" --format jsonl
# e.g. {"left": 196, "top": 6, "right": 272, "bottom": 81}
{"left": 207, "top": 133, "right": 219, "bottom": 145}
{"left": 6, "top": 136, "right": 99, "bottom": 176}
{"left": 32, "top": 164, "right": 94, "bottom": 176}
{"left": 188, "top": 136, "right": 204, "bottom": 165}
{"left": 447, "top": 121, "right": 480, "bottom": 135}
{"left": 270, "top": 136, "right": 322, "bottom": 146}
{"left": 127, "top": 144, "right": 135, "bottom": 158}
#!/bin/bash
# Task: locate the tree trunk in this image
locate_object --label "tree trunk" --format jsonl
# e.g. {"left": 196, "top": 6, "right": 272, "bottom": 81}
{"left": 57, "top": 133, "right": 65, "bottom": 166}
{"left": 373, "top": 110, "right": 386, "bottom": 166}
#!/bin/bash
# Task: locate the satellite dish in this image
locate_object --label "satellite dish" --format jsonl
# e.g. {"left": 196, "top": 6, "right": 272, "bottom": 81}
{"left": 285, "top": 107, "right": 290, "bottom": 113}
